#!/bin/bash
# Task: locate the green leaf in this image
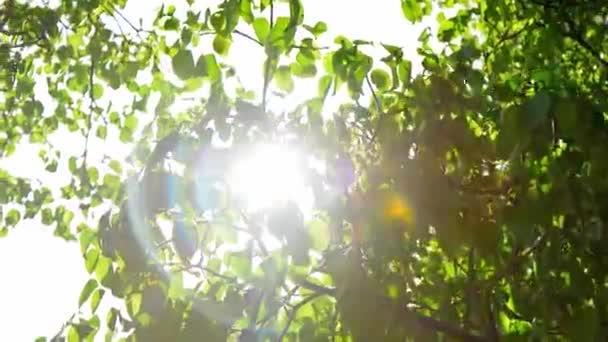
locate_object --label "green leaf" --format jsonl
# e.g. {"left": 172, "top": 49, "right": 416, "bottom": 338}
{"left": 68, "top": 33, "right": 84, "bottom": 49}
{"left": 253, "top": 17, "right": 270, "bottom": 42}
{"left": 210, "top": 11, "right": 226, "bottom": 32}
{"left": 203, "top": 54, "right": 221, "bottom": 82}
{"left": 172, "top": 49, "right": 196, "bottom": 80}
{"left": 95, "top": 255, "right": 111, "bottom": 282}
{"left": 164, "top": 17, "right": 180, "bottom": 31}
{"left": 213, "top": 35, "right": 232, "bottom": 56}
{"left": 79, "top": 228, "right": 97, "bottom": 253}
{"left": 240, "top": 0, "right": 254, "bottom": 23}
{"left": 90, "top": 288, "right": 105, "bottom": 313}
{"left": 275, "top": 66, "right": 294, "bottom": 93}
{"left": 124, "top": 114, "right": 138, "bottom": 131}
{"left": 168, "top": 273, "right": 185, "bottom": 300}
{"left": 401, "top": 0, "right": 423, "bottom": 23}
{"left": 87, "top": 167, "right": 99, "bottom": 183}
{"left": 96, "top": 125, "right": 107, "bottom": 139}
{"left": 398, "top": 59, "right": 412, "bottom": 86}
{"left": 226, "top": 252, "right": 252, "bottom": 278}
{"left": 303, "top": 21, "right": 327, "bottom": 37}
{"left": 41, "top": 208, "right": 53, "bottom": 225}
{"left": 5, "top": 209, "right": 20, "bottom": 226}
{"left": 79, "top": 279, "right": 98, "bottom": 307}
{"left": 288, "top": 0, "right": 304, "bottom": 29}
{"left": 85, "top": 248, "right": 100, "bottom": 273}
{"left": 106, "top": 161, "right": 121, "bottom": 175}
{"left": 67, "top": 325, "right": 79, "bottom": 342}
{"left": 308, "top": 216, "right": 330, "bottom": 250}
{"left": 370, "top": 68, "right": 390, "bottom": 91}
{"left": 318, "top": 75, "right": 333, "bottom": 98}
{"left": 92, "top": 84, "right": 104, "bottom": 100}
{"left": 68, "top": 156, "right": 78, "bottom": 174}
{"left": 291, "top": 62, "right": 317, "bottom": 78}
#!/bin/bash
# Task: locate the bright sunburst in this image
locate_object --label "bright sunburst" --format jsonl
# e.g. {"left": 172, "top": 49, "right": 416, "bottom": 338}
{"left": 227, "top": 143, "right": 312, "bottom": 213}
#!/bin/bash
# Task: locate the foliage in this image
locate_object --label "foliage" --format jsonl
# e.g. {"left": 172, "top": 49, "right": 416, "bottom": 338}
{"left": 2, "top": 0, "right": 608, "bottom": 341}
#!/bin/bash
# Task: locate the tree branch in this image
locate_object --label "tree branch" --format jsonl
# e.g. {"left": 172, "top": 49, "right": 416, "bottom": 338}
{"left": 298, "top": 279, "right": 487, "bottom": 341}
{"left": 234, "top": 30, "right": 263, "bottom": 46}
{"left": 403, "top": 308, "right": 488, "bottom": 342}
{"left": 531, "top": 0, "right": 608, "bottom": 69}
{"left": 560, "top": 17, "right": 608, "bottom": 69}
{"left": 277, "top": 292, "right": 325, "bottom": 341}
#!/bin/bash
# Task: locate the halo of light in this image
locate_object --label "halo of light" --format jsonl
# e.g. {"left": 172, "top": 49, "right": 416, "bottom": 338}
{"left": 227, "top": 143, "right": 309, "bottom": 212}
{"left": 122, "top": 140, "right": 314, "bottom": 328}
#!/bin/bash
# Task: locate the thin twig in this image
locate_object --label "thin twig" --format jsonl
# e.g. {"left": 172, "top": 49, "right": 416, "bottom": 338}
{"left": 257, "top": 286, "right": 299, "bottom": 326}
{"left": 261, "top": 0, "right": 275, "bottom": 114}
{"left": 365, "top": 75, "right": 382, "bottom": 114}
{"left": 234, "top": 30, "right": 263, "bottom": 46}
{"left": 240, "top": 211, "right": 269, "bottom": 256}
{"left": 480, "top": 232, "right": 548, "bottom": 288}
{"left": 270, "top": 0, "right": 274, "bottom": 28}
{"left": 262, "top": 57, "right": 272, "bottom": 114}
{"left": 277, "top": 293, "right": 324, "bottom": 341}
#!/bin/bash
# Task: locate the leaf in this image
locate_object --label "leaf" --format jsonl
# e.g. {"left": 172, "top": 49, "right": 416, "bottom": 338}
{"left": 318, "top": 75, "right": 332, "bottom": 98}
{"left": 288, "top": 0, "right": 304, "bottom": 29}
{"left": 308, "top": 216, "right": 330, "bottom": 250}
{"left": 370, "top": 68, "right": 390, "bottom": 91}
{"left": 240, "top": 0, "right": 254, "bottom": 23}
{"left": 41, "top": 208, "right": 53, "bottom": 225}
{"left": 398, "top": 59, "right": 412, "bottom": 86}
{"left": 5, "top": 209, "right": 21, "bottom": 226}
{"left": 79, "top": 279, "right": 98, "bottom": 307}
{"left": 96, "top": 125, "right": 107, "bottom": 139}
{"left": 67, "top": 325, "right": 79, "bottom": 342}
{"left": 90, "top": 288, "right": 105, "bottom": 313}
{"left": 210, "top": 11, "right": 226, "bottom": 32}
{"left": 275, "top": 66, "right": 294, "bottom": 92}
{"left": 87, "top": 167, "right": 99, "bottom": 183}
{"left": 92, "top": 84, "right": 104, "bottom": 100}
{"left": 203, "top": 54, "right": 221, "bottom": 82}
{"left": 124, "top": 114, "right": 138, "bottom": 131}
{"left": 85, "top": 248, "right": 100, "bottom": 273}
{"left": 303, "top": 21, "right": 327, "bottom": 37}
{"left": 226, "top": 252, "right": 252, "bottom": 278}
{"left": 401, "top": 0, "right": 423, "bottom": 22}
{"left": 94, "top": 255, "right": 111, "bottom": 282}
{"left": 168, "top": 273, "right": 185, "bottom": 301}
{"left": 253, "top": 17, "right": 270, "bottom": 42}
{"left": 291, "top": 62, "right": 317, "bottom": 78}
{"left": 213, "top": 35, "right": 232, "bottom": 56}
{"left": 172, "top": 49, "right": 196, "bottom": 80}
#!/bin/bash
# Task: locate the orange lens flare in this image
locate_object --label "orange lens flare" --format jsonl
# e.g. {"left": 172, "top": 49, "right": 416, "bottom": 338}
{"left": 383, "top": 194, "right": 413, "bottom": 226}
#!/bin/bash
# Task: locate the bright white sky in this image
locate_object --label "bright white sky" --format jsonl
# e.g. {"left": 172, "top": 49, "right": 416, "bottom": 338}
{"left": 0, "top": 1, "right": 443, "bottom": 340}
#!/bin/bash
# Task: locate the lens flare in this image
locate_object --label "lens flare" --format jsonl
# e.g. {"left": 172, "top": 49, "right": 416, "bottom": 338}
{"left": 228, "top": 143, "right": 310, "bottom": 212}
{"left": 383, "top": 192, "right": 414, "bottom": 226}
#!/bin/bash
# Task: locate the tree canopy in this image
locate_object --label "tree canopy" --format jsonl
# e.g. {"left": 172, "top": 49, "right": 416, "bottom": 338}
{"left": 2, "top": 0, "right": 608, "bottom": 341}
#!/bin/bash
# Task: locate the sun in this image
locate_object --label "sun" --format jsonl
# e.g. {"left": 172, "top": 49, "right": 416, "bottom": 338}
{"left": 227, "top": 143, "right": 312, "bottom": 213}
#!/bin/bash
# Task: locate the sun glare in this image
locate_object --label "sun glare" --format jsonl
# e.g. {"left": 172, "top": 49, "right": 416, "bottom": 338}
{"left": 228, "top": 143, "right": 312, "bottom": 213}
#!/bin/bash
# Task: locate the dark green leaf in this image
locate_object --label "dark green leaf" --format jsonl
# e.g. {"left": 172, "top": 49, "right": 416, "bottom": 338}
{"left": 79, "top": 279, "right": 98, "bottom": 307}
{"left": 172, "top": 49, "right": 196, "bottom": 80}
